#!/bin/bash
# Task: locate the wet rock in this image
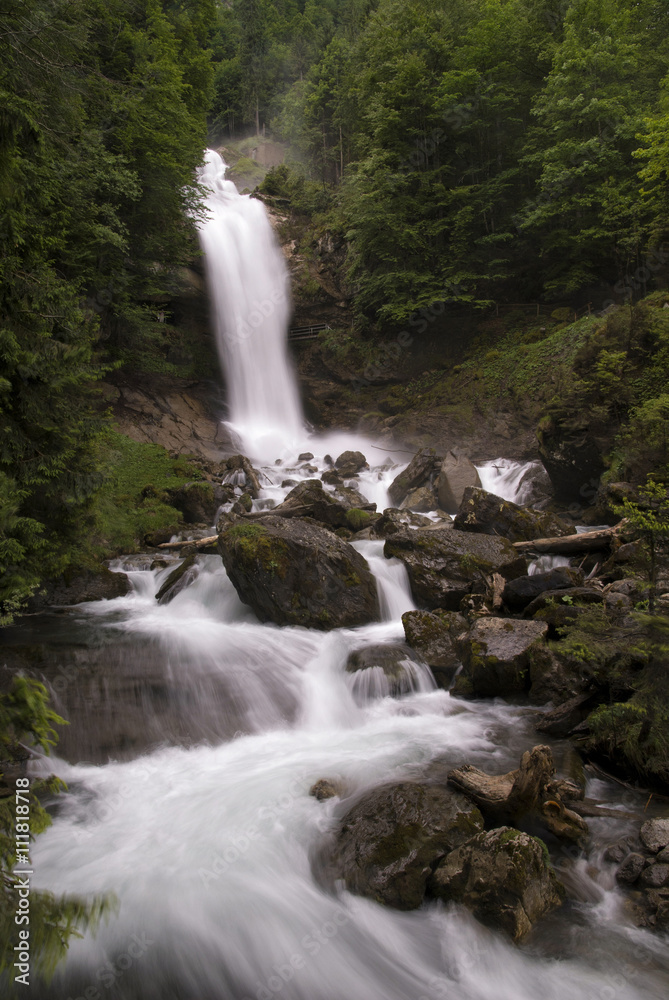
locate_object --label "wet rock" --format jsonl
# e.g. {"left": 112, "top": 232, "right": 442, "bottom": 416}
{"left": 335, "top": 450, "right": 367, "bottom": 476}
{"left": 537, "top": 414, "right": 605, "bottom": 503}
{"left": 218, "top": 516, "right": 379, "bottom": 629}
{"left": 330, "top": 782, "right": 483, "bottom": 910}
{"left": 401, "top": 610, "right": 467, "bottom": 687}
{"left": 454, "top": 487, "right": 575, "bottom": 543}
{"left": 657, "top": 846, "right": 669, "bottom": 863}
{"left": 155, "top": 553, "right": 198, "bottom": 604}
{"left": 527, "top": 646, "right": 591, "bottom": 706}
{"left": 298, "top": 452, "right": 314, "bottom": 462}
{"left": 452, "top": 618, "right": 548, "bottom": 699}
{"left": 427, "top": 827, "right": 565, "bottom": 941}
{"left": 640, "top": 818, "right": 669, "bottom": 854}
{"left": 281, "top": 479, "right": 298, "bottom": 488}
{"left": 639, "top": 864, "right": 669, "bottom": 889}
{"left": 535, "top": 691, "right": 600, "bottom": 737}
{"left": 437, "top": 451, "right": 482, "bottom": 514}
{"left": 502, "top": 567, "right": 584, "bottom": 612}
{"left": 345, "top": 644, "right": 429, "bottom": 697}
{"left": 388, "top": 449, "right": 441, "bottom": 506}
{"left": 384, "top": 528, "right": 527, "bottom": 611}
{"left": 321, "top": 470, "right": 344, "bottom": 485}
{"left": 27, "top": 566, "right": 130, "bottom": 609}
{"left": 400, "top": 486, "right": 438, "bottom": 513}
{"left": 616, "top": 853, "right": 646, "bottom": 884}
{"left": 373, "top": 508, "right": 434, "bottom": 536}
{"left": 231, "top": 491, "right": 253, "bottom": 515}
{"left": 267, "top": 479, "right": 377, "bottom": 531}
{"left": 166, "top": 481, "right": 216, "bottom": 524}
{"left": 222, "top": 454, "right": 262, "bottom": 498}
{"left": 604, "top": 840, "right": 631, "bottom": 865}
{"left": 524, "top": 587, "right": 604, "bottom": 620}
{"left": 310, "top": 779, "right": 343, "bottom": 801}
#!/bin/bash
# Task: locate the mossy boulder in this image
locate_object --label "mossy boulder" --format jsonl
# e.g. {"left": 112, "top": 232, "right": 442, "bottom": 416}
{"left": 452, "top": 617, "right": 549, "bottom": 699}
{"left": 384, "top": 527, "right": 527, "bottom": 611}
{"left": 217, "top": 516, "right": 379, "bottom": 629}
{"left": 537, "top": 412, "right": 605, "bottom": 503}
{"left": 330, "top": 782, "right": 484, "bottom": 910}
{"left": 401, "top": 610, "right": 468, "bottom": 687}
{"left": 27, "top": 566, "right": 130, "bottom": 608}
{"left": 400, "top": 486, "right": 438, "bottom": 512}
{"left": 454, "top": 487, "right": 575, "bottom": 543}
{"left": 427, "top": 827, "right": 565, "bottom": 941}
{"left": 272, "top": 479, "right": 378, "bottom": 531}
{"left": 334, "top": 450, "right": 368, "bottom": 476}
{"left": 502, "top": 567, "right": 584, "bottom": 612}
{"left": 166, "top": 481, "right": 215, "bottom": 524}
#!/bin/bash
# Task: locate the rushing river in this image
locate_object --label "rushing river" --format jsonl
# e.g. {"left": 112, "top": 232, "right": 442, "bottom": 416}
{"left": 7, "top": 151, "right": 668, "bottom": 999}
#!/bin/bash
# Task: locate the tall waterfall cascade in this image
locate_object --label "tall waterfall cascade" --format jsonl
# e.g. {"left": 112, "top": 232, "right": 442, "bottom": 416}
{"left": 197, "top": 149, "right": 304, "bottom": 457}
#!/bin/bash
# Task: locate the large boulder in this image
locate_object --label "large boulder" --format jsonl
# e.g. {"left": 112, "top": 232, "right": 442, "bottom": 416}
{"left": 388, "top": 449, "right": 441, "bottom": 506}
{"left": 537, "top": 413, "right": 605, "bottom": 503}
{"left": 437, "top": 451, "right": 482, "bottom": 514}
{"left": 330, "top": 782, "right": 484, "bottom": 910}
{"left": 502, "top": 567, "right": 584, "bottom": 612}
{"left": 218, "top": 516, "right": 379, "bottom": 629}
{"left": 373, "top": 509, "right": 434, "bottom": 537}
{"left": 427, "top": 827, "right": 565, "bottom": 941}
{"left": 27, "top": 566, "right": 130, "bottom": 608}
{"left": 166, "top": 481, "right": 216, "bottom": 524}
{"left": 335, "top": 450, "right": 368, "bottom": 476}
{"left": 452, "top": 617, "right": 548, "bottom": 699}
{"left": 400, "top": 486, "right": 438, "bottom": 512}
{"left": 453, "top": 487, "right": 575, "bottom": 543}
{"left": 266, "top": 479, "right": 377, "bottom": 532}
{"left": 384, "top": 528, "right": 527, "bottom": 611}
{"left": 402, "top": 610, "right": 468, "bottom": 687}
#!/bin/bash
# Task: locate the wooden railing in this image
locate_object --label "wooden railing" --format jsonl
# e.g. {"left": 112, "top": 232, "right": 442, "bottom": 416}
{"left": 288, "top": 323, "right": 331, "bottom": 341}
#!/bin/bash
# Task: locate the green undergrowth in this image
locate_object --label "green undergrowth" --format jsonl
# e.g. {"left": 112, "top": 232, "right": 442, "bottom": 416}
{"left": 88, "top": 432, "right": 205, "bottom": 556}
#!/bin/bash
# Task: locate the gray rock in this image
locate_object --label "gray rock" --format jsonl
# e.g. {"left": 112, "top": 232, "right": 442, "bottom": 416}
{"left": 330, "top": 782, "right": 483, "bottom": 910}
{"left": 218, "top": 516, "right": 379, "bottom": 629}
{"left": 28, "top": 566, "right": 130, "bottom": 608}
{"left": 373, "top": 508, "right": 434, "bottom": 536}
{"left": 427, "top": 827, "right": 565, "bottom": 941}
{"left": 272, "top": 479, "right": 376, "bottom": 531}
{"left": 400, "top": 486, "right": 437, "bottom": 512}
{"left": 281, "top": 479, "right": 298, "bottom": 488}
{"left": 639, "top": 864, "right": 669, "bottom": 889}
{"left": 616, "top": 853, "right": 646, "bottom": 884}
{"left": 454, "top": 487, "right": 575, "bottom": 543}
{"left": 155, "top": 553, "right": 198, "bottom": 604}
{"left": 310, "top": 779, "right": 343, "bottom": 801}
{"left": 503, "top": 567, "right": 584, "bottom": 612}
{"left": 298, "top": 452, "right": 314, "bottom": 461}
{"left": 524, "top": 587, "right": 604, "bottom": 619}
{"left": 388, "top": 449, "right": 441, "bottom": 506}
{"left": 401, "top": 610, "right": 467, "bottom": 685}
{"left": 604, "top": 841, "right": 630, "bottom": 865}
{"left": 335, "top": 450, "right": 368, "bottom": 476}
{"left": 384, "top": 527, "right": 527, "bottom": 611}
{"left": 657, "top": 846, "right": 669, "bottom": 863}
{"left": 452, "top": 618, "right": 548, "bottom": 699}
{"left": 640, "top": 818, "right": 669, "bottom": 854}
{"left": 437, "top": 451, "right": 482, "bottom": 514}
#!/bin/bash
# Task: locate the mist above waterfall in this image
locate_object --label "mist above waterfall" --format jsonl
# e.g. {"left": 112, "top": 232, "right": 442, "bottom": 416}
{"left": 197, "top": 149, "right": 304, "bottom": 458}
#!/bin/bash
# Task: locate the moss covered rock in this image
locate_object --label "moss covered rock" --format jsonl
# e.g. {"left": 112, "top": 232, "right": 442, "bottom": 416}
{"left": 427, "top": 827, "right": 565, "bottom": 941}
{"left": 218, "top": 516, "right": 379, "bottom": 629}
{"left": 402, "top": 609, "right": 468, "bottom": 687}
{"left": 454, "top": 486, "right": 575, "bottom": 543}
{"left": 452, "top": 617, "right": 549, "bottom": 699}
{"left": 330, "top": 782, "right": 484, "bottom": 910}
{"left": 166, "top": 481, "right": 215, "bottom": 524}
{"left": 384, "top": 527, "right": 527, "bottom": 611}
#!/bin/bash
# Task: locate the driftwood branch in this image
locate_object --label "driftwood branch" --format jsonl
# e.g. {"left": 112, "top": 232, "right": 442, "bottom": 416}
{"left": 513, "top": 521, "right": 627, "bottom": 555}
{"left": 157, "top": 535, "right": 217, "bottom": 550}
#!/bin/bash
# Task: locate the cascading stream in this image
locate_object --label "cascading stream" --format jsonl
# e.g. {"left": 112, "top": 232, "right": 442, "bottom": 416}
{"left": 15, "top": 157, "right": 669, "bottom": 1000}
{"left": 197, "top": 149, "right": 304, "bottom": 458}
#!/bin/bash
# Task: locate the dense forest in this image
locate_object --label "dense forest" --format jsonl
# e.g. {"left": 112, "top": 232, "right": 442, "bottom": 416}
{"left": 2, "top": 0, "right": 669, "bottom": 986}
{"left": 1, "top": 0, "right": 669, "bottom": 621}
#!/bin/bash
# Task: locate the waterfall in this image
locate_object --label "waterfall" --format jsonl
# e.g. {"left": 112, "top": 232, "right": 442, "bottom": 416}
{"left": 197, "top": 149, "right": 304, "bottom": 458}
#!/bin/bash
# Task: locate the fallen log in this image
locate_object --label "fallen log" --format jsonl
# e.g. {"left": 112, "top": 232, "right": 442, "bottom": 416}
{"left": 448, "top": 745, "right": 589, "bottom": 844}
{"left": 157, "top": 535, "right": 217, "bottom": 550}
{"left": 512, "top": 521, "right": 627, "bottom": 555}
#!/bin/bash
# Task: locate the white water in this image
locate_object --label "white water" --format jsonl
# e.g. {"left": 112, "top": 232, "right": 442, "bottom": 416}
{"left": 197, "top": 149, "right": 304, "bottom": 457}
{"left": 21, "top": 167, "right": 669, "bottom": 1000}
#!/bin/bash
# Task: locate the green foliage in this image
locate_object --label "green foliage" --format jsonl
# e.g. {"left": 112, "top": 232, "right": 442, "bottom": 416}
{"left": 90, "top": 432, "right": 204, "bottom": 554}
{"left": 0, "top": 678, "right": 108, "bottom": 987}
